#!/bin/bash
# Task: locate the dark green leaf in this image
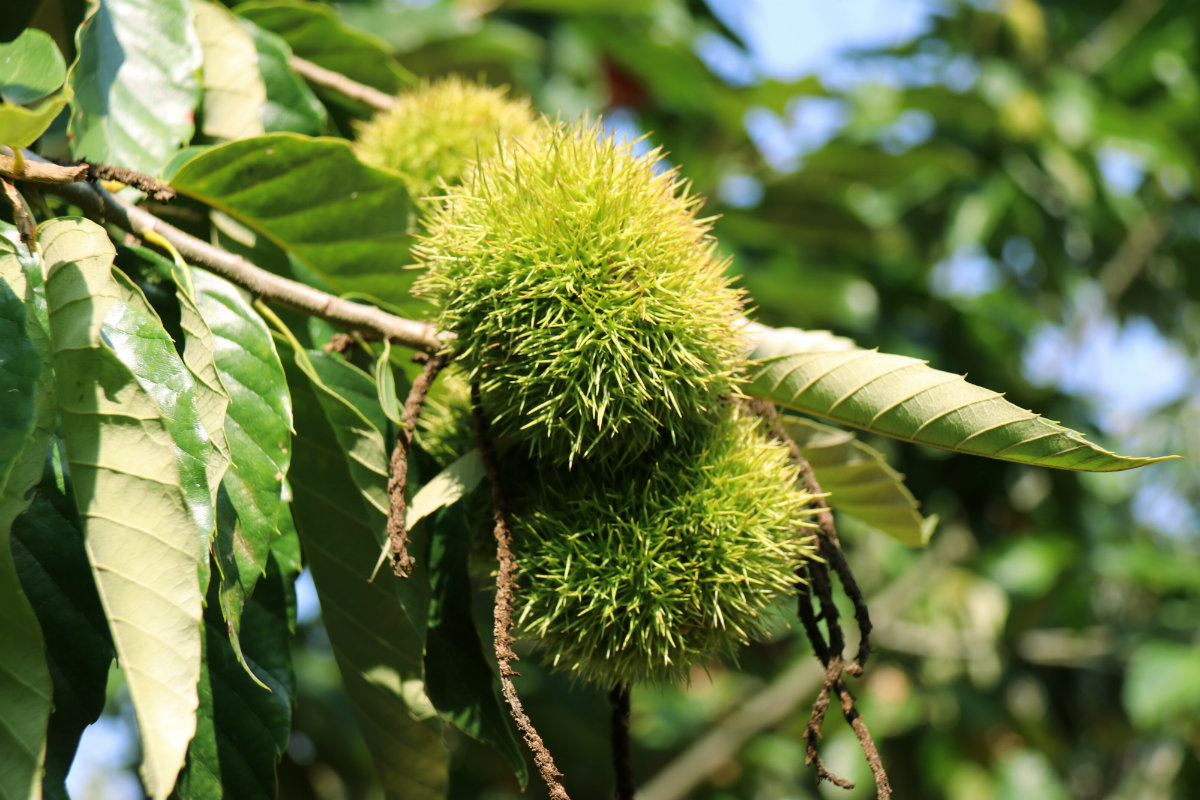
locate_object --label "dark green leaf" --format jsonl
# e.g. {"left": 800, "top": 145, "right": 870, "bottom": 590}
{"left": 170, "top": 134, "right": 420, "bottom": 311}
{"left": 68, "top": 0, "right": 202, "bottom": 175}
{"left": 299, "top": 347, "right": 428, "bottom": 635}
{"left": 173, "top": 558, "right": 295, "bottom": 800}
{"left": 0, "top": 247, "right": 53, "bottom": 800}
{"left": 245, "top": 20, "right": 327, "bottom": 135}
{"left": 1124, "top": 642, "right": 1200, "bottom": 730}
{"left": 193, "top": 268, "right": 292, "bottom": 661}
{"left": 282, "top": 344, "right": 448, "bottom": 800}
{"left": 236, "top": 0, "right": 414, "bottom": 96}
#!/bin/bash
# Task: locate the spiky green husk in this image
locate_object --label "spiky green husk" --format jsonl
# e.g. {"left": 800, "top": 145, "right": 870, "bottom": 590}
{"left": 352, "top": 76, "right": 543, "bottom": 207}
{"left": 510, "top": 410, "right": 816, "bottom": 686}
{"left": 415, "top": 118, "right": 745, "bottom": 466}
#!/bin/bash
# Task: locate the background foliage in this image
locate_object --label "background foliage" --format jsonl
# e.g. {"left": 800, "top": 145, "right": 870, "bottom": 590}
{"left": 1, "top": 0, "right": 1196, "bottom": 799}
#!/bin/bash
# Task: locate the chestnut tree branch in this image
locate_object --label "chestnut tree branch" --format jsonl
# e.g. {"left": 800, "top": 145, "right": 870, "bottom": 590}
{"left": 0, "top": 153, "right": 88, "bottom": 184}
{"left": 10, "top": 148, "right": 443, "bottom": 353}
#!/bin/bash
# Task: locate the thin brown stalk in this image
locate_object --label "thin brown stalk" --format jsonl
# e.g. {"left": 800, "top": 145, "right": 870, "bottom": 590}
{"left": 3, "top": 179, "right": 35, "bottom": 245}
{"left": 386, "top": 353, "right": 447, "bottom": 577}
{"left": 749, "top": 398, "right": 889, "bottom": 798}
{"left": 803, "top": 657, "right": 855, "bottom": 790}
{"left": 610, "top": 685, "right": 636, "bottom": 800}
{"left": 288, "top": 56, "right": 397, "bottom": 112}
{"left": 835, "top": 678, "right": 891, "bottom": 799}
{"left": 471, "top": 384, "right": 571, "bottom": 800}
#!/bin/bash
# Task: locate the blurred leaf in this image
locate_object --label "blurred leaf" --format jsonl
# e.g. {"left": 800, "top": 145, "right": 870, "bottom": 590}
{"left": 244, "top": 20, "right": 327, "bottom": 135}
{"left": 425, "top": 506, "right": 527, "bottom": 787}
{"left": 747, "top": 325, "right": 1175, "bottom": 471}
{"left": 499, "top": 0, "right": 648, "bottom": 11}
{"left": 1124, "top": 641, "right": 1200, "bottom": 729}
{"left": 0, "top": 251, "right": 53, "bottom": 800}
{"left": 986, "top": 536, "right": 1079, "bottom": 597}
{"left": 282, "top": 343, "right": 448, "bottom": 800}
{"left": 173, "top": 558, "right": 294, "bottom": 799}
{"left": 0, "top": 27, "right": 66, "bottom": 105}
{"left": 236, "top": 0, "right": 413, "bottom": 96}
{"left": 169, "top": 134, "right": 420, "bottom": 311}
{"left": 779, "top": 416, "right": 935, "bottom": 546}
{"left": 194, "top": 0, "right": 267, "bottom": 141}
{"left": 68, "top": 0, "right": 202, "bottom": 175}
{"left": 944, "top": 173, "right": 1017, "bottom": 252}
{"left": 12, "top": 459, "right": 115, "bottom": 800}
{"left": 41, "top": 218, "right": 212, "bottom": 800}
{"left": 1093, "top": 541, "right": 1200, "bottom": 594}
{"left": 395, "top": 19, "right": 544, "bottom": 82}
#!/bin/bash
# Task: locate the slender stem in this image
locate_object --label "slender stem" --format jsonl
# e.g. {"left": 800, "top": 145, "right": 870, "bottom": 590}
{"left": 747, "top": 399, "right": 888, "bottom": 797}
{"left": 610, "top": 685, "right": 636, "bottom": 800}
{"left": 637, "top": 541, "right": 955, "bottom": 800}
{"left": 288, "top": 56, "right": 397, "bottom": 112}
{"left": 387, "top": 353, "right": 447, "bottom": 577}
{"left": 835, "top": 679, "right": 891, "bottom": 799}
{"left": 471, "top": 385, "right": 572, "bottom": 800}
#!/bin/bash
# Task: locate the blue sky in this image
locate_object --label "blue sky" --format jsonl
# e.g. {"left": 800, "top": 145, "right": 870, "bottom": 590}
{"left": 705, "top": 0, "right": 937, "bottom": 81}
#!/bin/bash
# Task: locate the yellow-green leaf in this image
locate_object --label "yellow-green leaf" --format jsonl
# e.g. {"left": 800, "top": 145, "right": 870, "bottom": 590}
{"left": 779, "top": 416, "right": 936, "bottom": 547}
{"left": 41, "top": 218, "right": 213, "bottom": 800}
{"left": 193, "top": 0, "right": 267, "bottom": 141}
{"left": 747, "top": 325, "right": 1176, "bottom": 472}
